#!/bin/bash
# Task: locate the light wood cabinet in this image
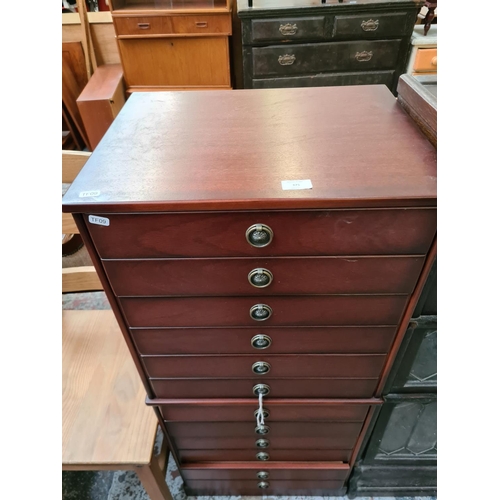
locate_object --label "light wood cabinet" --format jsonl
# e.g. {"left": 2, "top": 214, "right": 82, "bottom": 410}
{"left": 109, "top": 0, "right": 233, "bottom": 91}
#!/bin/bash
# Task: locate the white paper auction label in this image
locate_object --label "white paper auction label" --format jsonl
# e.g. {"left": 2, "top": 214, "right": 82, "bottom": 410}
{"left": 88, "top": 215, "right": 110, "bottom": 226}
{"left": 281, "top": 179, "right": 313, "bottom": 190}
{"left": 79, "top": 190, "right": 100, "bottom": 198}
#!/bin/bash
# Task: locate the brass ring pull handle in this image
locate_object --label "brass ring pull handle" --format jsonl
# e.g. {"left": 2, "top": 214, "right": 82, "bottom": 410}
{"left": 252, "top": 361, "right": 271, "bottom": 375}
{"left": 250, "top": 304, "right": 272, "bottom": 321}
{"left": 255, "top": 424, "right": 270, "bottom": 435}
{"left": 254, "top": 408, "right": 270, "bottom": 419}
{"left": 246, "top": 224, "right": 273, "bottom": 247}
{"left": 361, "top": 19, "right": 379, "bottom": 31}
{"left": 278, "top": 54, "right": 296, "bottom": 66}
{"left": 258, "top": 481, "right": 270, "bottom": 488}
{"left": 248, "top": 268, "right": 273, "bottom": 288}
{"left": 256, "top": 452, "right": 270, "bottom": 461}
{"left": 257, "top": 471, "right": 269, "bottom": 480}
{"left": 253, "top": 384, "right": 270, "bottom": 396}
{"left": 279, "top": 23, "right": 298, "bottom": 35}
{"left": 251, "top": 334, "right": 272, "bottom": 350}
{"left": 255, "top": 439, "right": 270, "bottom": 448}
{"left": 355, "top": 51, "right": 373, "bottom": 62}
{"left": 137, "top": 23, "right": 151, "bottom": 29}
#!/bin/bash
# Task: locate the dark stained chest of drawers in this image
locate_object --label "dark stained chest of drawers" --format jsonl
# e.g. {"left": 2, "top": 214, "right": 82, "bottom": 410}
{"left": 62, "top": 85, "right": 437, "bottom": 496}
{"left": 237, "top": 0, "right": 423, "bottom": 94}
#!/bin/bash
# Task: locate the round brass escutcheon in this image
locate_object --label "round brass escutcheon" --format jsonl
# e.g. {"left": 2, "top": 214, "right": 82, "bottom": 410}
{"left": 249, "top": 304, "right": 272, "bottom": 321}
{"left": 248, "top": 268, "right": 273, "bottom": 288}
{"left": 253, "top": 384, "right": 270, "bottom": 397}
{"left": 252, "top": 361, "right": 271, "bottom": 375}
{"left": 255, "top": 439, "right": 269, "bottom": 448}
{"left": 246, "top": 224, "right": 274, "bottom": 248}
{"left": 251, "top": 334, "right": 272, "bottom": 350}
{"left": 256, "top": 471, "right": 269, "bottom": 480}
{"left": 257, "top": 481, "right": 270, "bottom": 489}
{"left": 255, "top": 424, "right": 270, "bottom": 435}
{"left": 254, "top": 408, "right": 270, "bottom": 419}
{"left": 256, "top": 452, "right": 270, "bottom": 461}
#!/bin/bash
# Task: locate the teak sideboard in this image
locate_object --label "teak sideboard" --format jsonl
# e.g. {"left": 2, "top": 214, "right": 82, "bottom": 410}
{"left": 62, "top": 85, "right": 437, "bottom": 496}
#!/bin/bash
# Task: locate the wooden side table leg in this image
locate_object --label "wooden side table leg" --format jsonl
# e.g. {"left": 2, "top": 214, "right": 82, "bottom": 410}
{"left": 134, "top": 456, "right": 173, "bottom": 500}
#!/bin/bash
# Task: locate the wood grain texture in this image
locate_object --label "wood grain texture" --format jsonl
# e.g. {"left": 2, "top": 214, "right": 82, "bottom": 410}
{"left": 85, "top": 210, "right": 436, "bottom": 257}
{"left": 179, "top": 448, "right": 351, "bottom": 462}
{"left": 62, "top": 213, "right": 80, "bottom": 234}
{"left": 181, "top": 465, "right": 349, "bottom": 480}
{"left": 62, "top": 310, "right": 158, "bottom": 465}
{"left": 142, "top": 353, "right": 386, "bottom": 378}
{"left": 155, "top": 400, "right": 373, "bottom": 422}
{"left": 184, "top": 479, "right": 344, "bottom": 495}
{"left": 77, "top": 64, "right": 125, "bottom": 150}
{"left": 61, "top": 86, "right": 437, "bottom": 213}
{"left": 62, "top": 151, "right": 91, "bottom": 183}
{"left": 103, "top": 255, "right": 425, "bottom": 296}
{"left": 118, "top": 37, "right": 230, "bottom": 88}
{"left": 150, "top": 378, "right": 378, "bottom": 398}
{"left": 397, "top": 73, "right": 437, "bottom": 148}
{"left": 119, "top": 295, "right": 408, "bottom": 327}
{"left": 114, "top": 14, "right": 231, "bottom": 36}
{"left": 62, "top": 266, "right": 103, "bottom": 292}
{"left": 130, "top": 325, "right": 398, "bottom": 355}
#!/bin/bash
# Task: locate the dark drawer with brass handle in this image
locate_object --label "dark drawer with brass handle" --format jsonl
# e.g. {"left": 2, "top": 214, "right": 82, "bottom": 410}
{"left": 150, "top": 378, "right": 378, "bottom": 399}
{"left": 119, "top": 295, "right": 408, "bottom": 327}
{"left": 84, "top": 209, "right": 436, "bottom": 259}
{"left": 252, "top": 39, "right": 402, "bottom": 77}
{"left": 332, "top": 11, "right": 412, "bottom": 39}
{"left": 248, "top": 16, "right": 326, "bottom": 43}
{"left": 103, "top": 255, "right": 425, "bottom": 297}
{"left": 142, "top": 353, "right": 386, "bottom": 378}
{"left": 131, "top": 326, "right": 397, "bottom": 356}
{"left": 179, "top": 448, "right": 352, "bottom": 463}
{"left": 181, "top": 464, "right": 350, "bottom": 481}
{"left": 156, "top": 401, "right": 371, "bottom": 422}
{"left": 183, "top": 478, "right": 345, "bottom": 495}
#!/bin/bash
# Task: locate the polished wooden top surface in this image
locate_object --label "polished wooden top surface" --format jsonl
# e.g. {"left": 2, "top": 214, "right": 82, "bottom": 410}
{"left": 62, "top": 86, "right": 437, "bottom": 213}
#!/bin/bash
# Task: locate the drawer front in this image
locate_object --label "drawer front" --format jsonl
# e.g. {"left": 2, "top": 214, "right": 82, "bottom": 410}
{"left": 86, "top": 209, "right": 436, "bottom": 258}
{"left": 171, "top": 14, "right": 231, "bottom": 35}
{"left": 252, "top": 70, "right": 395, "bottom": 89}
{"left": 172, "top": 432, "right": 361, "bottom": 450}
{"left": 142, "top": 354, "right": 385, "bottom": 378}
{"left": 333, "top": 12, "right": 411, "bottom": 39}
{"left": 118, "top": 38, "right": 230, "bottom": 87}
{"left": 114, "top": 14, "right": 231, "bottom": 37}
{"left": 114, "top": 16, "right": 164, "bottom": 36}
{"left": 158, "top": 402, "right": 370, "bottom": 422}
{"left": 250, "top": 17, "right": 326, "bottom": 42}
{"left": 150, "top": 378, "right": 378, "bottom": 398}
{"left": 251, "top": 40, "right": 401, "bottom": 77}
{"left": 179, "top": 448, "right": 351, "bottom": 463}
{"left": 413, "top": 48, "right": 437, "bottom": 73}
{"left": 120, "top": 295, "right": 408, "bottom": 327}
{"left": 184, "top": 479, "right": 344, "bottom": 495}
{"left": 104, "top": 256, "right": 424, "bottom": 296}
{"left": 181, "top": 466, "right": 350, "bottom": 481}
{"left": 131, "top": 326, "right": 397, "bottom": 355}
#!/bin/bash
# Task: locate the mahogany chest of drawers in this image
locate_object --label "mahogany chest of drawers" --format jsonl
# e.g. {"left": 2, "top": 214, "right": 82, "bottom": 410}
{"left": 237, "top": 0, "right": 423, "bottom": 95}
{"left": 62, "top": 85, "right": 437, "bottom": 496}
